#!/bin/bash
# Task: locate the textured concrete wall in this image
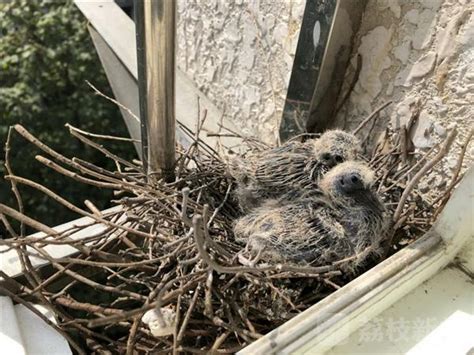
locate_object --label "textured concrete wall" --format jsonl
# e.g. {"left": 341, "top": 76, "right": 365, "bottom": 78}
{"left": 334, "top": 0, "right": 473, "bottom": 189}
{"left": 177, "top": 0, "right": 305, "bottom": 145}
{"left": 177, "top": 0, "right": 473, "bottom": 187}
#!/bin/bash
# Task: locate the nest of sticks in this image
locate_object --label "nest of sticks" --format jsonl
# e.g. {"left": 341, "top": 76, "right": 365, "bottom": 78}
{"left": 0, "top": 101, "right": 471, "bottom": 354}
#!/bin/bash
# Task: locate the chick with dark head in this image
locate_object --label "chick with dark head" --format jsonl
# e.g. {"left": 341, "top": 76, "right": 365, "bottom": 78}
{"left": 230, "top": 130, "right": 361, "bottom": 212}
{"left": 234, "top": 161, "right": 387, "bottom": 272}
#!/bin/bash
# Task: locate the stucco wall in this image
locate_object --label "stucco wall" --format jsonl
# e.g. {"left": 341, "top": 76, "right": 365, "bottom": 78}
{"left": 334, "top": 0, "right": 473, "bottom": 189}
{"left": 177, "top": 0, "right": 305, "bottom": 145}
{"left": 177, "top": 0, "right": 473, "bottom": 186}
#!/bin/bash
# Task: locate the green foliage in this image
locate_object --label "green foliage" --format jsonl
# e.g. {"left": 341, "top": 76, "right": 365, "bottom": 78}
{"left": 0, "top": 0, "right": 136, "bottom": 236}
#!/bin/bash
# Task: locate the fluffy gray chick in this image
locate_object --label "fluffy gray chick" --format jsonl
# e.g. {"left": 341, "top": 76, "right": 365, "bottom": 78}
{"left": 229, "top": 130, "right": 360, "bottom": 211}
{"left": 233, "top": 161, "right": 387, "bottom": 272}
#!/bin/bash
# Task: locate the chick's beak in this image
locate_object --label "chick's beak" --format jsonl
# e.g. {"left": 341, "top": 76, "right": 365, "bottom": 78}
{"left": 351, "top": 189, "right": 384, "bottom": 213}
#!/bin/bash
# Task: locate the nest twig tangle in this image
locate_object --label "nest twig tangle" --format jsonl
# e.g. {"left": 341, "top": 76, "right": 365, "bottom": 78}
{"left": 0, "top": 102, "right": 471, "bottom": 354}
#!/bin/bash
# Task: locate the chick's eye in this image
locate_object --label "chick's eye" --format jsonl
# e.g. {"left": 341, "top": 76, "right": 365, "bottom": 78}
{"left": 322, "top": 153, "right": 331, "bottom": 161}
{"left": 334, "top": 155, "right": 344, "bottom": 163}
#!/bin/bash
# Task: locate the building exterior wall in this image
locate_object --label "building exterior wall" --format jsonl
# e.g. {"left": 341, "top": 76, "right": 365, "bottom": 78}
{"left": 177, "top": 0, "right": 472, "bottom": 185}
{"left": 177, "top": 0, "right": 305, "bottom": 145}
{"left": 334, "top": 0, "right": 473, "bottom": 187}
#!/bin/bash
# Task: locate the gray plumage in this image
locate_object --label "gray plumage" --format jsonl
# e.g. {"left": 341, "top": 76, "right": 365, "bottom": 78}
{"left": 233, "top": 161, "right": 387, "bottom": 272}
{"left": 229, "top": 130, "right": 361, "bottom": 211}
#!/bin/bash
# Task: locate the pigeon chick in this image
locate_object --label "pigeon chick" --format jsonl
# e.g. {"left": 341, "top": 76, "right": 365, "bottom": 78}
{"left": 233, "top": 161, "right": 387, "bottom": 272}
{"left": 229, "top": 130, "right": 360, "bottom": 211}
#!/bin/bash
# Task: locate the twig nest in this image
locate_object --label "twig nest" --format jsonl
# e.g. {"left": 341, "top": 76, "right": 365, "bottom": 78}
{"left": 2, "top": 118, "right": 463, "bottom": 353}
{"left": 142, "top": 307, "right": 176, "bottom": 337}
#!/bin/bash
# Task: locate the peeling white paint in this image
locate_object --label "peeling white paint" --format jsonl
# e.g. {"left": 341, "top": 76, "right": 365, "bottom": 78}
{"left": 405, "top": 9, "right": 419, "bottom": 25}
{"left": 393, "top": 40, "right": 410, "bottom": 65}
{"left": 176, "top": 0, "right": 305, "bottom": 144}
{"left": 353, "top": 26, "right": 394, "bottom": 111}
{"left": 335, "top": 0, "right": 474, "bottom": 199}
{"left": 405, "top": 51, "right": 437, "bottom": 85}
{"left": 412, "top": 9, "right": 437, "bottom": 50}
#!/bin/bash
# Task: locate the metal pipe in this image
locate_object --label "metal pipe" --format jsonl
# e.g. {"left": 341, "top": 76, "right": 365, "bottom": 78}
{"left": 135, "top": 0, "right": 176, "bottom": 181}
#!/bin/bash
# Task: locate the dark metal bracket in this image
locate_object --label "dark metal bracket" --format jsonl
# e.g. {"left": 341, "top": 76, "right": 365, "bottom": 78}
{"left": 280, "top": 0, "right": 367, "bottom": 141}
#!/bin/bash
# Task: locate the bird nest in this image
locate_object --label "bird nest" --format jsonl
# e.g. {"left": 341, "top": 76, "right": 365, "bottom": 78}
{"left": 0, "top": 102, "right": 470, "bottom": 354}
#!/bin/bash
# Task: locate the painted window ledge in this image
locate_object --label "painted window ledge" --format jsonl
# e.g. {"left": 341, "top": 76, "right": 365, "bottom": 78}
{"left": 0, "top": 206, "right": 122, "bottom": 280}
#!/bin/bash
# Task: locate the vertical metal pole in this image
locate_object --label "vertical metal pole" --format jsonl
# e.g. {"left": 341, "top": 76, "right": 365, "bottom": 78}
{"left": 135, "top": 0, "right": 148, "bottom": 169}
{"left": 135, "top": 0, "right": 176, "bottom": 181}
